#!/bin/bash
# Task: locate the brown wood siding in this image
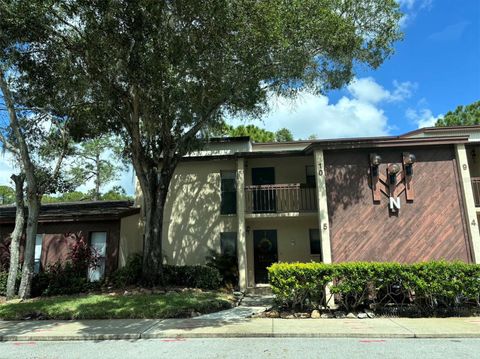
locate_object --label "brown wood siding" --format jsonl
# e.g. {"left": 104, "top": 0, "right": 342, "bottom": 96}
{"left": 325, "top": 145, "right": 472, "bottom": 263}
{"left": 0, "top": 220, "right": 121, "bottom": 274}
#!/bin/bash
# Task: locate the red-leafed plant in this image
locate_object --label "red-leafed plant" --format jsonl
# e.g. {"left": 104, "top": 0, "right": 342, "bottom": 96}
{"left": 67, "top": 232, "right": 100, "bottom": 274}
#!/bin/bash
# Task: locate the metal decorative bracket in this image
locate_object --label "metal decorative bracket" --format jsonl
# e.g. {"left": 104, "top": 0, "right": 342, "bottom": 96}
{"left": 370, "top": 152, "right": 416, "bottom": 212}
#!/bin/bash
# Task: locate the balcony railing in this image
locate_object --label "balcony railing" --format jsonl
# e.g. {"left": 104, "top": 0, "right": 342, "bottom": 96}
{"left": 245, "top": 184, "right": 317, "bottom": 214}
{"left": 471, "top": 177, "right": 480, "bottom": 207}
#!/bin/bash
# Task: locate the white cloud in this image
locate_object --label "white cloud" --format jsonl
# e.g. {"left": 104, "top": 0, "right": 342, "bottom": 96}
{"left": 429, "top": 21, "right": 470, "bottom": 41}
{"left": 406, "top": 108, "right": 442, "bottom": 128}
{"left": 397, "top": 0, "right": 433, "bottom": 27}
{"left": 397, "top": 0, "right": 432, "bottom": 10}
{"left": 347, "top": 77, "right": 415, "bottom": 103}
{"left": 232, "top": 77, "right": 415, "bottom": 140}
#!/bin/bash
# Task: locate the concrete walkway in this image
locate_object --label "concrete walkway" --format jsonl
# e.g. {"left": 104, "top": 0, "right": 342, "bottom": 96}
{"left": 1, "top": 317, "right": 480, "bottom": 341}
{"left": 192, "top": 294, "right": 274, "bottom": 322}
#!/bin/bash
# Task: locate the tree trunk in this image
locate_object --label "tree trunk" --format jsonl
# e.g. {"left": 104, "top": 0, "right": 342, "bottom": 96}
{"left": 138, "top": 168, "right": 173, "bottom": 285}
{"left": 6, "top": 173, "right": 25, "bottom": 300}
{"left": 1, "top": 68, "right": 41, "bottom": 300}
{"left": 18, "top": 192, "right": 41, "bottom": 299}
{"left": 94, "top": 152, "right": 100, "bottom": 200}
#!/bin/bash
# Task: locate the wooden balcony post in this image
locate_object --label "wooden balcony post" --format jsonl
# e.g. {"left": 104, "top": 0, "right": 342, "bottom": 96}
{"left": 455, "top": 144, "right": 480, "bottom": 264}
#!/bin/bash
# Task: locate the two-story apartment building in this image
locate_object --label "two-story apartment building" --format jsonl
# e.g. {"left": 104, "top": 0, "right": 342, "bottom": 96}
{"left": 2, "top": 125, "right": 480, "bottom": 291}
{"left": 118, "top": 125, "right": 480, "bottom": 291}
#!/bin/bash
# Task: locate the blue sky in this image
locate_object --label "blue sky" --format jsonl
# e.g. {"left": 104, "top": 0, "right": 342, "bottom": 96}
{"left": 349, "top": 0, "right": 480, "bottom": 135}
{"left": 1, "top": 0, "right": 479, "bottom": 195}
{"left": 235, "top": 0, "right": 480, "bottom": 139}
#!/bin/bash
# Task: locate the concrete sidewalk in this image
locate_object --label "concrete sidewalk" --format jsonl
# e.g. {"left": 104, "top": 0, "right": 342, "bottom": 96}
{"left": 1, "top": 317, "right": 480, "bottom": 341}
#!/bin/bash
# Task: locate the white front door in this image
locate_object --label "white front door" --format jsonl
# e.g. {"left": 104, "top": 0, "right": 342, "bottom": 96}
{"left": 88, "top": 232, "right": 107, "bottom": 282}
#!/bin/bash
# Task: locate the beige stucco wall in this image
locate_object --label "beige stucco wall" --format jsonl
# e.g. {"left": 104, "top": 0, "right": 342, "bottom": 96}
{"left": 119, "top": 213, "right": 144, "bottom": 267}
{"left": 124, "top": 155, "right": 320, "bottom": 279}
{"left": 244, "top": 156, "right": 314, "bottom": 186}
{"left": 245, "top": 215, "right": 320, "bottom": 286}
{"left": 162, "top": 160, "right": 238, "bottom": 265}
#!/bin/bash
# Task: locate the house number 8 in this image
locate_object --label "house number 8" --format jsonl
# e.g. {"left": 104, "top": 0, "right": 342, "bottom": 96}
{"left": 472, "top": 219, "right": 477, "bottom": 226}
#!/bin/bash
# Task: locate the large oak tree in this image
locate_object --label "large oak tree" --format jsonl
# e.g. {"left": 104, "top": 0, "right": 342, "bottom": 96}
{"left": 9, "top": 0, "right": 403, "bottom": 283}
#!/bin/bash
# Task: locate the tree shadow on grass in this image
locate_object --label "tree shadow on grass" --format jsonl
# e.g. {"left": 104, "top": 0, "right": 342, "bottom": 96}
{"left": 0, "top": 292, "right": 249, "bottom": 339}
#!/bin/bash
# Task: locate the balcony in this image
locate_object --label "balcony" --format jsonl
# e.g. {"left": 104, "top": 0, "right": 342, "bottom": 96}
{"left": 472, "top": 177, "right": 480, "bottom": 207}
{"left": 245, "top": 184, "right": 317, "bottom": 215}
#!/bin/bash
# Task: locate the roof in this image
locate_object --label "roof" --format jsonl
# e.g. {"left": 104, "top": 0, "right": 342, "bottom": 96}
{"left": 0, "top": 200, "right": 140, "bottom": 223}
{"left": 180, "top": 125, "right": 480, "bottom": 160}
{"left": 400, "top": 125, "right": 480, "bottom": 138}
{"left": 303, "top": 135, "right": 470, "bottom": 153}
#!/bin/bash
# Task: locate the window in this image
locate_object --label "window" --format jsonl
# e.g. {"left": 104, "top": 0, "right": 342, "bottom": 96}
{"left": 309, "top": 229, "right": 321, "bottom": 258}
{"left": 221, "top": 171, "right": 237, "bottom": 214}
{"left": 34, "top": 234, "right": 43, "bottom": 273}
{"left": 220, "top": 232, "right": 237, "bottom": 257}
{"left": 88, "top": 232, "right": 107, "bottom": 282}
{"left": 306, "top": 165, "right": 316, "bottom": 186}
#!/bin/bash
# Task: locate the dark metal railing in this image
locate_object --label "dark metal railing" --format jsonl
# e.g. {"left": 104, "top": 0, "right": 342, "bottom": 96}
{"left": 245, "top": 184, "right": 317, "bottom": 214}
{"left": 471, "top": 177, "right": 480, "bottom": 207}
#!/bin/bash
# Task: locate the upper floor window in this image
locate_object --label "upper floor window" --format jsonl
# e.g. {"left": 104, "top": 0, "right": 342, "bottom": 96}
{"left": 221, "top": 171, "right": 236, "bottom": 215}
{"left": 306, "top": 165, "right": 316, "bottom": 186}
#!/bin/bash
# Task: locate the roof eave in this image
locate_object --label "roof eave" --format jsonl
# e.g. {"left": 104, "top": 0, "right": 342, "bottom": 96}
{"left": 304, "top": 135, "right": 470, "bottom": 153}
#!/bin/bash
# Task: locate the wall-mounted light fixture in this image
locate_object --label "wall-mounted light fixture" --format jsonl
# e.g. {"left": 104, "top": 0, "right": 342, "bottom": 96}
{"left": 403, "top": 152, "right": 416, "bottom": 176}
{"left": 388, "top": 163, "right": 401, "bottom": 184}
{"left": 369, "top": 153, "right": 382, "bottom": 177}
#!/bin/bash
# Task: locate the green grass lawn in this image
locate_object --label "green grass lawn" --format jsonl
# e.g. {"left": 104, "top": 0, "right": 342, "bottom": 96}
{"left": 0, "top": 291, "right": 233, "bottom": 320}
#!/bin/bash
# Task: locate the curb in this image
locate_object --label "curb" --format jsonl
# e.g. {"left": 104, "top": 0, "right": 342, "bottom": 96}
{"left": 2, "top": 332, "right": 480, "bottom": 341}
{"left": 0, "top": 334, "right": 142, "bottom": 342}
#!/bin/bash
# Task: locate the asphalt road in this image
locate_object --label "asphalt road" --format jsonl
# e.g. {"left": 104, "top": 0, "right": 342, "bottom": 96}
{"left": 0, "top": 338, "right": 479, "bottom": 359}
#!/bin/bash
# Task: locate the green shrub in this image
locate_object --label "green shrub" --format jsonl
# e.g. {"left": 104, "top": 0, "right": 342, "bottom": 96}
{"left": 206, "top": 250, "right": 239, "bottom": 288}
{"left": 110, "top": 254, "right": 143, "bottom": 288}
{"left": 164, "top": 265, "right": 222, "bottom": 290}
{"left": 0, "top": 271, "right": 7, "bottom": 296}
{"left": 269, "top": 262, "right": 334, "bottom": 309}
{"left": 32, "top": 262, "right": 100, "bottom": 297}
{"left": 109, "top": 256, "right": 221, "bottom": 290}
{"left": 268, "top": 261, "right": 480, "bottom": 313}
{"left": 0, "top": 270, "right": 21, "bottom": 297}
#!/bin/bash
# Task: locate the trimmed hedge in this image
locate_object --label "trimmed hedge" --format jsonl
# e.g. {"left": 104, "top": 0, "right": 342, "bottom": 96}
{"left": 268, "top": 261, "right": 480, "bottom": 313}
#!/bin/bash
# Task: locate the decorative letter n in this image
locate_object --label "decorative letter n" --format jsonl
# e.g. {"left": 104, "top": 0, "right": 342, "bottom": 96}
{"left": 389, "top": 197, "right": 401, "bottom": 212}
